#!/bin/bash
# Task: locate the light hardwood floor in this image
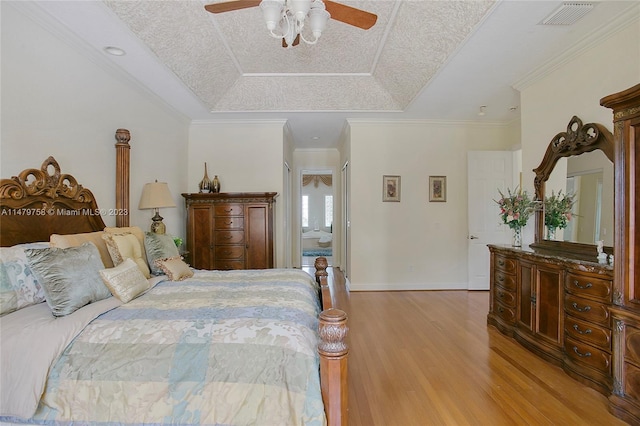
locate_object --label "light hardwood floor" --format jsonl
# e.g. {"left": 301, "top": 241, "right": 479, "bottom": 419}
{"left": 346, "top": 290, "right": 627, "bottom": 426}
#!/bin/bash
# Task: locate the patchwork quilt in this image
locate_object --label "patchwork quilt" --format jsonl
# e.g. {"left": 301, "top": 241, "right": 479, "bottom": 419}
{"left": 3, "top": 269, "right": 326, "bottom": 426}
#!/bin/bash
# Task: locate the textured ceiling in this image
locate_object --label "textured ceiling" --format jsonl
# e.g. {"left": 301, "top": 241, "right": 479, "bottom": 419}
{"left": 16, "top": 1, "right": 639, "bottom": 148}
{"left": 103, "top": 0, "right": 495, "bottom": 112}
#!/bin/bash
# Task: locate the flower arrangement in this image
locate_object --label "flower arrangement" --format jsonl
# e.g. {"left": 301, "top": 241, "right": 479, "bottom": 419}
{"left": 544, "top": 189, "right": 576, "bottom": 231}
{"left": 495, "top": 187, "right": 535, "bottom": 229}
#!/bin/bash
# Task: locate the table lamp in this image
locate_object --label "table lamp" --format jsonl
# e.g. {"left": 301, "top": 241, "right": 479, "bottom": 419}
{"left": 138, "top": 181, "right": 176, "bottom": 234}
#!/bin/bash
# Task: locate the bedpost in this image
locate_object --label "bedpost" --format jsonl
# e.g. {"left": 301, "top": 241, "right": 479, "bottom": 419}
{"left": 319, "top": 309, "right": 349, "bottom": 426}
{"left": 115, "top": 129, "right": 130, "bottom": 227}
{"left": 315, "top": 257, "right": 349, "bottom": 426}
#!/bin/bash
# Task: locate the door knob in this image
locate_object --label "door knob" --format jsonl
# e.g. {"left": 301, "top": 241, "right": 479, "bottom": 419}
{"left": 469, "top": 235, "right": 479, "bottom": 239}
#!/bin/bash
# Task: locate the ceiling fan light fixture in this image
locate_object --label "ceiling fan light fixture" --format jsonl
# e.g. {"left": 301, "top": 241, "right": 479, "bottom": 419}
{"left": 290, "top": 0, "right": 312, "bottom": 21}
{"left": 308, "top": 4, "right": 330, "bottom": 37}
{"left": 259, "top": 0, "right": 330, "bottom": 47}
{"left": 260, "top": 0, "right": 284, "bottom": 31}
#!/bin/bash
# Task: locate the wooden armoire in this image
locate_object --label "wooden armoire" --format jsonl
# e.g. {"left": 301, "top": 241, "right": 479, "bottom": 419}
{"left": 601, "top": 83, "right": 640, "bottom": 424}
{"left": 182, "top": 192, "right": 277, "bottom": 270}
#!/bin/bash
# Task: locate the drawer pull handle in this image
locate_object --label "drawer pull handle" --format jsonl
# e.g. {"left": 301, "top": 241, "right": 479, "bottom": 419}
{"left": 497, "top": 306, "right": 504, "bottom": 313}
{"left": 497, "top": 275, "right": 504, "bottom": 282}
{"left": 224, "top": 208, "right": 233, "bottom": 212}
{"left": 222, "top": 235, "right": 233, "bottom": 240}
{"left": 573, "top": 280, "right": 593, "bottom": 290}
{"left": 498, "top": 291, "right": 504, "bottom": 298}
{"left": 498, "top": 260, "right": 505, "bottom": 266}
{"left": 225, "top": 221, "right": 233, "bottom": 225}
{"left": 571, "top": 302, "right": 591, "bottom": 312}
{"left": 573, "top": 346, "right": 591, "bottom": 358}
{"left": 572, "top": 324, "right": 592, "bottom": 335}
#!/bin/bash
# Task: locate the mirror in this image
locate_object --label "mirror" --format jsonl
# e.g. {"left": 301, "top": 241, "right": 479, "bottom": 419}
{"left": 532, "top": 116, "right": 614, "bottom": 259}
{"left": 545, "top": 150, "right": 613, "bottom": 245}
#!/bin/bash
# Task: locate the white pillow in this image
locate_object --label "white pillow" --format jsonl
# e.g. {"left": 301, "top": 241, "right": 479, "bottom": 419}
{"left": 102, "top": 232, "right": 151, "bottom": 278}
{"left": 99, "top": 258, "right": 150, "bottom": 303}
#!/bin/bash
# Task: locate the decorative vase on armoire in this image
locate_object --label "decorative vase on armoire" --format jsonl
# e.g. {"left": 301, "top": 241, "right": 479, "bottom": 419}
{"left": 199, "top": 163, "right": 211, "bottom": 193}
{"left": 212, "top": 175, "right": 221, "bottom": 193}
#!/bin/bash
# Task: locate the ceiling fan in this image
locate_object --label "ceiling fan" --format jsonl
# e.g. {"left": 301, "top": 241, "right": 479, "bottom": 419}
{"left": 204, "top": 0, "right": 377, "bottom": 48}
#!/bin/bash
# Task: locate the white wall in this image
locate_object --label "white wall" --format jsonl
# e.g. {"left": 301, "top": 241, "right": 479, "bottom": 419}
{"left": 188, "top": 121, "right": 287, "bottom": 266}
{"left": 346, "top": 120, "right": 515, "bottom": 290}
{"left": 1, "top": 2, "right": 190, "bottom": 240}
{"left": 519, "top": 6, "right": 640, "bottom": 247}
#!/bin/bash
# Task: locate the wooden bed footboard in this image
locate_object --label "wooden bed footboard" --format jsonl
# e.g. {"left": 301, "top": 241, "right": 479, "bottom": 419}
{"left": 314, "top": 257, "right": 349, "bottom": 426}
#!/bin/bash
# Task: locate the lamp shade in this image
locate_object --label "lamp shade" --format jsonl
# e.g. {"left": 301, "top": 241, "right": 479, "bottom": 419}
{"left": 138, "top": 182, "right": 176, "bottom": 210}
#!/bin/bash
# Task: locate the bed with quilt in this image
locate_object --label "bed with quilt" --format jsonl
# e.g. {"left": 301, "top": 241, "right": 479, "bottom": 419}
{"left": 0, "top": 146, "right": 348, "bottom": 425}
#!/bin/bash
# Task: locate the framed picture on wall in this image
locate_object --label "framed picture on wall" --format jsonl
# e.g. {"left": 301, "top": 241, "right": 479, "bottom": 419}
{"left": 382, "top": 175, "right": 401, "bottom": 202}
{"left": 429, "top": 176, "right": 446, "bottom": 202}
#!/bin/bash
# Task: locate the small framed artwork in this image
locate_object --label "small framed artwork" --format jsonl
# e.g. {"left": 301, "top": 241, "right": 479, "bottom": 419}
{"left": 429, "top": 176, "right": 446, "bottom": 202}
{"left": 382, "top": 175, "right": 401, "bottom": 202}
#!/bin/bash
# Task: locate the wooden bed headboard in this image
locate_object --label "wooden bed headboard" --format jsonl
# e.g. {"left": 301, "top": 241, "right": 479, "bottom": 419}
{"left": 0, "top": 129, "right": 131, "bottom": 247}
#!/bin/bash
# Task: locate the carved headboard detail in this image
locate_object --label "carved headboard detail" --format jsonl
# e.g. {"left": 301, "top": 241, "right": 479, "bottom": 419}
{"left": 0, "top": 156, "right": 106, "bottom": 247}
{"left": 0, "top": 129, "right": 132, "bottom": 247}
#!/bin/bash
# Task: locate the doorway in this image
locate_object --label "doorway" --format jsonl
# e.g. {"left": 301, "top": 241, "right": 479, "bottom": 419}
{"left": 300, "top": 170, "right": 334, "bottom": 267}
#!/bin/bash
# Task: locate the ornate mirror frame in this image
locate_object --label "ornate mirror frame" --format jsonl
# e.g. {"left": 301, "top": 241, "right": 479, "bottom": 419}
{"left": 531, "top": 115, "right": 615, "bottom": 259}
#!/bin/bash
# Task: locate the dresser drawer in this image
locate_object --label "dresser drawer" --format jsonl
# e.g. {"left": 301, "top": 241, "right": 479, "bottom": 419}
{"left": 564, "top": 294, "right": 611, "bottom": 327}
{"left": 215, "top": 260, "right": 245, "bottom": 270}
{"left": 494, "top": 300, "right": 516, "bottom": 325}
{"left": 565, "top": 273, "right": 612, "bottom": 303}
{"left": 494, "top": 285, "right": 516, "bottom": 307}
{"left": 215, "top": 230, "right": 244, "bottom": 245}
{"left": 214, "top": 245, "right": 244, "bottom": 260}
{"left": 215, "top": 217, "right": 244, "bottom": 230}
{"left": 565, "top": 336, "right": 611, "bottom": 375}
{"left": 494, "top": 270, "right": 516, "bottom": 292}
{"left": 495, "top": 255, "right": 516, "bottom": 274}
{"left": 214, "top": 204, "right": 243, "bottom": 216}
{"left": 564, "top": 314, "right": 611, "bottom": 351}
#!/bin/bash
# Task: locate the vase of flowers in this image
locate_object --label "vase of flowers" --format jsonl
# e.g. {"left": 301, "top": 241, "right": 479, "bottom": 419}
{"left": 495, "top": 187, "right": 535, "bottom": 247}
{"left": 544, "top": 189, "right": 576, "bottom": 240}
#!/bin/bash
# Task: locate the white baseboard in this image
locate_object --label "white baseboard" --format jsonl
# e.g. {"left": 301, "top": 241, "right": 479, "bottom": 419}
{"left": 348, "top": 282, "right": 469, "bottom": 291}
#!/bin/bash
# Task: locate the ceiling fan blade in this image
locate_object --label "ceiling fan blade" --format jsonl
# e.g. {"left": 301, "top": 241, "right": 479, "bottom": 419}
{"left": 282, "top": 34, "right": 301, "bottom": 48}
{"left": 324, "top": 0, "right": 377, "bottom": 30}
{"left": 204, "top": 0, "right": 261, "bottom": 14}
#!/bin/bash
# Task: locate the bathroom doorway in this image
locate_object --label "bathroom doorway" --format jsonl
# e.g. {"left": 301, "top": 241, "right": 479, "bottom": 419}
{"left": 300, "top": 170, "right": 334, "bottom": 267}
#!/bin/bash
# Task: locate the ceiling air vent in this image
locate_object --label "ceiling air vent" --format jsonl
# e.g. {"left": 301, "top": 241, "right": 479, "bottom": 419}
{"left": 540, "top": 2, "right": 594, "bottom": 25}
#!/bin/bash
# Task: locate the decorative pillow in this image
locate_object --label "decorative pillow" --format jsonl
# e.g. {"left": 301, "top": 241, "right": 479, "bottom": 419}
{"left": 25, "top": 242, "right": 112, "bottom": 317}
{"left": 0, "top": 244, "right": 48, "bottom": 316}
{"left": 102, "top": 233, "right": 151, "bottom": 279}
{"left": 104, "top": 226, "right": 146, "bottom": 263}
{"left": 145, "top": 232, "right": 180, "bottom": 275}
{"left": 154, "top": 256, "right": 193, "bottom": 281}
{"left": 99, "top": 258, "right": 150, "bottom": 303}
{"left": 50, "top": 231, "right": 114, "bottom": 268}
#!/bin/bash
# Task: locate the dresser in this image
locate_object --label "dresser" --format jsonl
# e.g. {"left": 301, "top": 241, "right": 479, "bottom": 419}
{"left": 182, "top": 192, "right": 277, "bottom": 270}
{"left": 488, "top": 245, "right": 614, "bottom": 394}
{"left": 601, "top": 83, "right": 640, "bottom": 424}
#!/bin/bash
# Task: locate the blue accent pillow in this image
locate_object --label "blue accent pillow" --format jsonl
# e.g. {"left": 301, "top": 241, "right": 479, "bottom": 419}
{"left": 144, "top": 232, "right": 180, "bottom": 275}
{"left": 25, "top": 242, "right": 112, "bottom": 317}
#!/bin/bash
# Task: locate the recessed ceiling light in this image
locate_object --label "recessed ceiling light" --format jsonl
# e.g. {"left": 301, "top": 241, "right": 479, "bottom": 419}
{"left": 311, "top": 136, "right": 320, "bottom": 140}
{"left": 104, "top": 46, "right": 126, "bottom": 56}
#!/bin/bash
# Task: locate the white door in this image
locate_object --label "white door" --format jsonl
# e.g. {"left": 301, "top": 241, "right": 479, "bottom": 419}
{"left": 468, "top": 151, "right": 514, "bottom": 290}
